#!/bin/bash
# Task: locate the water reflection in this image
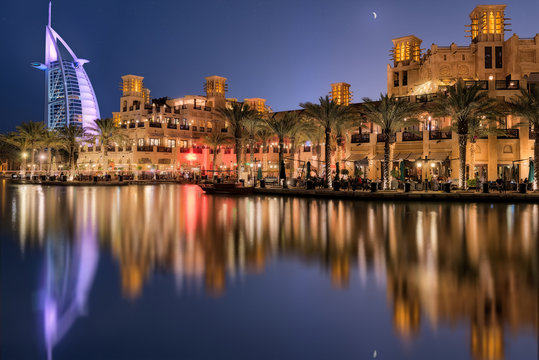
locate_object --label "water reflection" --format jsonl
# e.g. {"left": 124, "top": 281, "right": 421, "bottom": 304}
{"left": 1, "top": 183, "right": 537, "bottom": 360}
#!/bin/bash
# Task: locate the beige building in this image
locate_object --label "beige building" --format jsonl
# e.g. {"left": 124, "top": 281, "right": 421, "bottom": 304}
{"left": 347, "top": 4, "right": 538, "bottom": 183}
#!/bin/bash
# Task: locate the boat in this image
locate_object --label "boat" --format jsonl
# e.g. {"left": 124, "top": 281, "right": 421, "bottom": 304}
{"left": 198, "top": 182, "right": 255, "bottom": 195}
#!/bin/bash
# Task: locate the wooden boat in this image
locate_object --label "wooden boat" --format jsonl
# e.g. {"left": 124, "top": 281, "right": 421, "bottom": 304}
{"left": 198, "top": 182, "right": 255, "bottom": 195}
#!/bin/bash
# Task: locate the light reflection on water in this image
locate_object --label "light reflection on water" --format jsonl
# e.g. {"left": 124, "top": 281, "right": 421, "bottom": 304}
{"left": 0, "top": 183, "right": 537, "bottom": 360}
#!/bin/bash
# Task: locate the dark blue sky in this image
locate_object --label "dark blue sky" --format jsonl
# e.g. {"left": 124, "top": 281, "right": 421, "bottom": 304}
{"left": 1, "top": 0, "right": 537, "bottom": 132}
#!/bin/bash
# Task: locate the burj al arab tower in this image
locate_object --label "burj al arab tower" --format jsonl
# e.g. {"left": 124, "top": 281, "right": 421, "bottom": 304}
{"left": 32, "top": 2, "right": 100, "bottom": 130}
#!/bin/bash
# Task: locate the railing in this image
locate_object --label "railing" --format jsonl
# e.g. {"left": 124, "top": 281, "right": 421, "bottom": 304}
{"left": 129, "top": 123, "right": 136, "bottom": 128}
{"left": 137, "top": 122, "right": 145, "bottom": 128}
{"left": 137, "top": 145, "right": 154, "bottom": 152}
{"left": 351, "top": 133, "right": 370, "bottom": 143}
{"left": 167, "top": 123, "right": 177, "bottom": 129}
{"left": 376, "top": 133, "right": 396, "bottom": 142}
{"left": 395, "top": 96, "right": 410, "bottom": 103}
{"left": 107, "top": 146, "right": 116, "bottom": 152}
{"left": 194, "top": 106, "right": 202, "bottom": 110}
{"left": 156, "top": 146, "right": 172, "bottom": 153}
{"left": 125, "top": 146, "right": 132, "bottom": 152}
{"left": 402, "top": 131, "right": 423, "bottom": 141}
{"left": 429, "top": 130, "right": 452, "bottom": 140}
{"left": 495, "top": 80, "right": 519, "bottom": 90}
{"left": 149, "top": 122, "right": 162, "bottom": 128}
{"left": 180, "top": 125, "right": 190, "bottom": 130}
{"left": 497, "top": 129, "right": 519, "bottom": 139}
{"left": 415, "top": 93, "right": 437, "bottom": 103}
{"left": 303, "top": 146, "right": 311, "bottom": 152}
{"left": 465, "top": 80, "right": 489, "bottom": 90}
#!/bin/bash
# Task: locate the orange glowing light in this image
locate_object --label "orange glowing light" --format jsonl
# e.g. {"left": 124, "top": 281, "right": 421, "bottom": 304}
{"left": 186, "top": 153, "right": 197, "bottom": 161}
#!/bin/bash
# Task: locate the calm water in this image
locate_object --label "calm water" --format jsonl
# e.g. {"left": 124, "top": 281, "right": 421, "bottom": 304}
{"left": 0, "top": 181, "right": 537, "bottom": 360}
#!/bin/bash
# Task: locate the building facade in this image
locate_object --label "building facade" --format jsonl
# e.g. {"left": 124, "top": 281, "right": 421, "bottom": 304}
{"left": 347, "top": 4, "right": 538, "bottom": 183}
{"left": 32, "top": 2, "right": 100, "bottom": 130}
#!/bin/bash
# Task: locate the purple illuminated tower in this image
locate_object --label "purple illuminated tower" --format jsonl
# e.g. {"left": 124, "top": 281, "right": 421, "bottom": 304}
{"left": 32, "top": 2, "right": 100, "bottom": 130}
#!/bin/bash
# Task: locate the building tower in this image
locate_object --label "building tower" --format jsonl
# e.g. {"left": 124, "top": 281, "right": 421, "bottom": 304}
{"left": 330, "top": 82, "right": 352, "bottom": 105}
{"left": 204, "top": 76, "right": 227, "bottom": 108}
{"left": 244, "top": 98, "right": 267, "bottom": 113}
{"left": 31, "top": 2, "right": 100, "bottom": 130}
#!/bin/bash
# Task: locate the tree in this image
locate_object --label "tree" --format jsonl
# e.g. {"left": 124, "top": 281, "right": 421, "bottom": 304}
{"left": 91, "top": 118, "right": 126, "bottom": 171}
{"left": 508, "top": 86, "right": 539, "bottom": 190}
{"left": 432, "top": 79, "right": 502, "bottom": 189}
{"left": 300, "top": 96, "right": 356, "bottom": 187}
{"left": 59, "top": 124, "right": 89, "bottom": 176}
{"left": 242, "top": 114, "right": 263, "bottom": 167}
{"left": 202, "top": 131, "right": 232, "bottom": 172}
{"left": 0, "top": 133, "right": 28, "bottom": 173}
{"left": 14, "top": 121, "right": 46, "bottom": 175}
{"left": 263, "top": 111, "right": 302, "bottom": 179}
{"left": 41, "top": 130, "right": 63, "bottom": 175}
{"left": 216, "top": 102, "right": 258, "bottom": 179}
{"left": 255, "top": 124, "right": 275, "bottom": 173}
{"left": 362, "top": 94, "right": 421, "bottom": 190}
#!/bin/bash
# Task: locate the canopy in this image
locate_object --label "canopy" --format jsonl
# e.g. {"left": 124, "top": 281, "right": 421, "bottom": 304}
{"left": 345, "top": 153, "right": 369, "bottom": 163}
{"left": 404, "top": 153, "right": 423, "bottom": 161}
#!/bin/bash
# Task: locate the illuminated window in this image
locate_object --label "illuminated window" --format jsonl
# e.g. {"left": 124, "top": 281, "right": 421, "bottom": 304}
{"left": 167, "top": 139, "right": 176, "bottom": 148}
{"left": 138, "top": 138, "right": 144, "bottom": 146}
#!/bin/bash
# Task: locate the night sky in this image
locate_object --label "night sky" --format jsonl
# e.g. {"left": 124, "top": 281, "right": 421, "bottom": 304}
{"left": 0, "top": 0, "right": 537, "bottom": 132}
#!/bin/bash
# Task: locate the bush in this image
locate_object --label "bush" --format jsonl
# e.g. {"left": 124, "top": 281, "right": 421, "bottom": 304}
{"left": 467, "top": 178, "right": 477, "bottom": 188}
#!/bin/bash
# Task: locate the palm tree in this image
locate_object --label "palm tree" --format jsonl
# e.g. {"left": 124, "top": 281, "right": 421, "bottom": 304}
{"left": 432, "top": 79, "right": 502, "bottom": 189}
{"left": 202, "top": 132, "right": 232, "bottom": 172}
{"left": 14, "top": 121, "right": 46, "bottom": 175}
{"left": 59, "top": 124, "right": 89, "bottom": 176}
{"left": 216, "top": 102, "right": 258, "bottom": 179}
{"left": 242, "top": 114, "right": 263, "bottom": 167}
{"left": 362, "top": 94, "right": 422, "bottom": 190}
{"left": 41, "top": 130, "right": 63, "bottom": 175}
{"left": 300, "top": 96, "right": 356, "bottom": 187}
{"left": 255, "top": 124, "right": 275, "bottom": 173}
{"left": 1, "top": 133, "right": 30, "bottom": 174}
{"left": 91, "top": 118, "right": 126, "bottom": 171}
{"left": 263, "top": 111, "right": 302, "bottom": 177}
{"left": 508, "top": 86, "right": 539, "bottom": 190}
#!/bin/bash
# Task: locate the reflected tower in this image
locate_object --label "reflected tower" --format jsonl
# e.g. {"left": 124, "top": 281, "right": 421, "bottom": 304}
{"left": 32, "top": 2, "right": 100, "bottom": 130}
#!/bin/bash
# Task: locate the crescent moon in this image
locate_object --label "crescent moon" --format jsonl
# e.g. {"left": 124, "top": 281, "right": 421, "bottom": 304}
{"left": 372, "top": 12, "right": 377, "bottom": 19}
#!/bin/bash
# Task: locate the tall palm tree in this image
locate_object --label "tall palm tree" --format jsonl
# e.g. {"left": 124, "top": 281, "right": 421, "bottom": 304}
{"left": 300, "top": 96, "right": 356, "bottom": 187}
{"left": 91, "top": 118, "right": 126, "bottom": 171}
{"left": 202, "top": 132, "right": 232, "bottom": 172}
{"left": 15, "top": 121, "right": 46, "bottom": 175}
{"left": 41, "top": 130, "right": 63, "bottom": 175}
{"left": 255, "top": 124, "right": 275, "bottom": 173}
{"left": 263, "top": 111, "right": 302, "bottom": 177}
{"left": 242, "top": 114, "right": 263, "bottom": 167}
{"left": 508, "top": 86, "right": 539, "bottom": 190}
{"left": 216, "top": 102, "right": 258, "bottom": 179}
{"left": 432, "top": 79, "right": 502, "bottom": 189}
{"left": 59, "top": 124, "right": 89, "bottom": 176}
{"left": 362, "top": 94, "right": 421, "bottom": 190}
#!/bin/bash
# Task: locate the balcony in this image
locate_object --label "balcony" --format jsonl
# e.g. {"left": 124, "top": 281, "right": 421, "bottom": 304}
{"left": 129, "top": 123, "right": 136, "bottom": 128}
{"left": 157, "top": 146, "right": 172, "bottom": 153}
{"left": 137, "top": 145, "right": 154, "bottom": 152}
{"left": 137, "top": 122, "right": 145, "bottom": 128}
{"left": 179, "top": 124, "right": 190, "bottom": 130}
{"left": 149, "top": 122, "right": 162, "bottom": 128}
{"left": 376, "top": 133, "right": 396, "bottom": 142}
{"left": 351, "top": 133, "right": 370, "bottom": 143}
{"left": 495, "top": 80, "right": 519, "bottom": 90}
{"left": 429, "top": 130, "right": 452, "bottom": 140}
{"left": 402, "top": 131, "right": 423, "bottom": 141}
{"left": 167, "top": 123, "right": 177, "bottom": 129}
{"left": 465, "top": 80, "right": 488, "bottom": 90}
{"left": 497, "top": 129, "right": 519, "bottom": 139}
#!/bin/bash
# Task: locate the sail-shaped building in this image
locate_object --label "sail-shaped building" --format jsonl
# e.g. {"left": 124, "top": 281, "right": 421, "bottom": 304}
{"left": 32, "top": 2, "right": 100, "bottom": 130}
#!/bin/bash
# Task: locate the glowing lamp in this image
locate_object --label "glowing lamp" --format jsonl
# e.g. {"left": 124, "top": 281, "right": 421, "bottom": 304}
{"left": 186, "top": 153, "right": 197, "bottom": 161}
{"left": 416, "top": 162, "right": 422, "bottom": 168}
{"left": 488, "top": 75, "right": 494, "bottom": 81}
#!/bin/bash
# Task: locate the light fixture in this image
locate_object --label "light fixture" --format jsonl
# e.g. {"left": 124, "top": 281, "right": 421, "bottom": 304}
{"left": 488, "top": 75, "right": 494, "bottom": 81}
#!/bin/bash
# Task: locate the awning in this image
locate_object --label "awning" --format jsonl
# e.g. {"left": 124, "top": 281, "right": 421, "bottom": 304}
{"left": 428, "top": 152, "right": 449, "bottom": 161}
{"left": 392, "top": 153, "right": 408, "bottom": 160}
{"left": 404, "top": 153, "right": 423, "bottom": 161}
{"left": 373, "top": 153, "right": 385, "bottom": 161}
{"left": 345, "top": 153, "right": 369, "bottom": 162}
